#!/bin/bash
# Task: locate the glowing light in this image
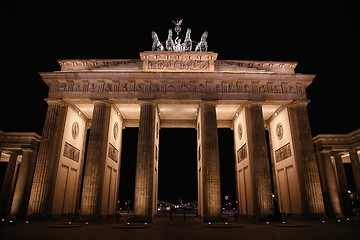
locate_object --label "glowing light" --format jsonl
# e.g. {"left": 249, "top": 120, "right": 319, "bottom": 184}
{"left": 26, "top": 221, "right": 29, "bottom": 224}
{"left": 68, "top": 221, "right": 71, "bottom": 225}
{"left": 266, "top": 222, "right": 269, "bottom": 225}
{"left": 85, "top": 222, "right": 88, "bottom": 225}
{"left": 9, "top": 220, "right": 13, "bottom": 223}
{"left": 337, "top": 219, "right": 341, "bottom": 222}
{"left": 208, "top": 222, "right": 211, "bottom": 225}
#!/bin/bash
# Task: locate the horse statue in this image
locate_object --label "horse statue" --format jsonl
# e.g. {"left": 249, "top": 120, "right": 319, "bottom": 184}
{"left": 183, "top": 28, "right": 192, "bottom": 51}
{"left": 151, "top": 31, "right": 164, "bottom": 51}
{"left": 195, "top": 31, "right": 208, "bottom": 52}
{"left": 166, "top": 29, "right": 175, "bottom": 51}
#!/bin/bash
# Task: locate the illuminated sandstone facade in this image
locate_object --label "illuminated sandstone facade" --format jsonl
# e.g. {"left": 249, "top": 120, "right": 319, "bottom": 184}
{"left": 314, "top": 129, "right": 360, "bottom": 217}
{"left": 0, "top": 132, "right": 40, "bottom": 217}
{"left": 1, "top": 51, "right": 338, "bottom": 220}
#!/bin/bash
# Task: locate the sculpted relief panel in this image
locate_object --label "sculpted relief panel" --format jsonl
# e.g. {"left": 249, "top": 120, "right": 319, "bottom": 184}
{"left": 147, "top": 59, "right": 210, "bottom": 71}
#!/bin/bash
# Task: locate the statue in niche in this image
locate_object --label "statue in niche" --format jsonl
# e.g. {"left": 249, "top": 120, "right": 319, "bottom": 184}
{"left": 151, "top": 31, "right": 164, "bottom": 51}
{"left": 195, "top": 31, "right": 208, "bottom": 52}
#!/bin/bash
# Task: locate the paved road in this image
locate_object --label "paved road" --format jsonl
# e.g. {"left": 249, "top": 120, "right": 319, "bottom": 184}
{"left": 1, "top": 215, "right": 359, "bottom": 240}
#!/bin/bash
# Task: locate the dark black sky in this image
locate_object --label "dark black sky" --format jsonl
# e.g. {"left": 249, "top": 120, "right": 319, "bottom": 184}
{"left": 1, "top": 4, "right": 358, "bottom": 204}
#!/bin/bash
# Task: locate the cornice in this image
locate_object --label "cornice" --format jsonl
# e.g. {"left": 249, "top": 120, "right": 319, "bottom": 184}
{"left": 40, "top": 71, "right": 315, "bottom": 85}
{"left": 57, "top": 57, "right": 297, "bottom": 74}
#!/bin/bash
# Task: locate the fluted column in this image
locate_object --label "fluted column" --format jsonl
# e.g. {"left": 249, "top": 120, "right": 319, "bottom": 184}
{"left": 316, "top": 150, "right": 342, "bottom": 217}
{"left": 10, "top": 149, "right": 37, "bottom": 217}
{"left": 27, "top": 100, "right": 67, "bottom": 217}
{"left": 349, "top": 150, "right": 360, "bottom": 193}
{"left": 80, "top": 101, "right": 111, "bottom": 217}
{"left": 199, "top": 102, "right": 222, "bottom": 219}
{"left": 288, "top": 102, "right": 325, "bottom": 217}
{"left": 333, "top": 154, "right": 353, "bottom": 216}
{"left": 134, "top": 102, "right": 156, "bottom": 220}
{"left": 245, "top": 103, "right": 273, "bottom": 217}
{"left": 0, "top": 152, "right": 18, "bottom": 216}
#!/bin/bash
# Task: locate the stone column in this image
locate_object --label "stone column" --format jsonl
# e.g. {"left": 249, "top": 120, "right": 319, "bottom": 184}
{"left": 10, "top": 149, "right": 37, "bottom": 217}
{"left": 288, "top": 102, "right": 325, "bottom": 217}
{"left": 245, "top": 103, "right": 273, "bottom": 217}
{"left": 199, "top": 102, "right": 222, "bottom": 220}
{"left": 349, "top": 150, "right": 360, "bottom": 193}
{"left": 0, "top": 152, "right": 18, "bottom": 216}
{"left": 27, "top": 100, "right": 67, "bottom": 217}
{"left": 80, "top": 101, "right": 111, "bottom": 217}
{"left": 333, "top": 154, "right": 353, "bottom": 216}
{"left": 134, "top": 102, "right": 157, "bottom": 221}
{"left": 316, "top": 150, "right": 342, "bottom": 217}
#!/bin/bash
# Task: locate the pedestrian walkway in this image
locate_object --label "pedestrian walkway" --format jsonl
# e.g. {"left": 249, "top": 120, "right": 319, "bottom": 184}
{"left": 1, "top": 215, "right": 359, "bottom": 240}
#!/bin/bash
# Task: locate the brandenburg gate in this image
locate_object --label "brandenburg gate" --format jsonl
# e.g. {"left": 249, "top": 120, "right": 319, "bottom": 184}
{"left": 25, "top": 24, "right": 327, "bottom": 221}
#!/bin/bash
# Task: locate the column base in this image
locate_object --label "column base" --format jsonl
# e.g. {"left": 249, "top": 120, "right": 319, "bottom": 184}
{"left": 203, "top": 216, "right": 227, "bottom": 223}
{"left": 128, "top": 215, "right": 153, "bottom": 223}
{"left": 77, "top": 215, "right": 101, "bottom": 222}
{"left": 304, "top": 212, "right": 328, "bottom": 220}
{"left": 25, "top": 213, "right": 49, "bottom": 221}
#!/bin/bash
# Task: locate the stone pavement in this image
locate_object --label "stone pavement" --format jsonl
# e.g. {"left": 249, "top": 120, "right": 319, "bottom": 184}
{"left": 1, "top": 215, "right": 359, "bottom": 240}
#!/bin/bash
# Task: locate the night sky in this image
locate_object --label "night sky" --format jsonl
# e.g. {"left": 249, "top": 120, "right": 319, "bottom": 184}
{"left": 2, "top": 4, "right": 358, "bottom": 206}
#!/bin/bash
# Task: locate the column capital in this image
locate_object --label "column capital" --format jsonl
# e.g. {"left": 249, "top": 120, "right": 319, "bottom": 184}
{"left": 319, "top": 149, "right": 332, "bottom": 154}
{"left": 200, "top": 100, "right": 218, "bottom": 106}
{"left": 138, "top": 100, "right": 156, "bottom": 106}
{"left": 91, "top": 99, "right": 110, "bottom": 105}
{"left": 349, "top": 149, "right": 359, "bottom": 154}
{"left": 290, "top": 100, "right": 310, "bottom": 108}
{"left": 21, "top": 148, "right": 35, "bottom": 154}
{"left": 245, "top": 101, "right": 264, "bottom": 108}
{"left": 331, "top": 152, "right": 343, "bottom": 159}
{"left": 45, "top": 98, "right": 65, "bottom": 106}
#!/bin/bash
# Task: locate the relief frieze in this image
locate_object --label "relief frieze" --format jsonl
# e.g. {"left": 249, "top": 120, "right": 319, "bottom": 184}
{"left": 50, "top": 79, "right": 303, "bottom": 96}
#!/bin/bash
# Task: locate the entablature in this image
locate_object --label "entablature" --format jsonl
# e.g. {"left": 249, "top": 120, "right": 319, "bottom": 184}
{"left": 313, "top": 129, "right": 360, "bottom": 152}
{"left": 41, "top": 71, "right": 313, "bottom": 102}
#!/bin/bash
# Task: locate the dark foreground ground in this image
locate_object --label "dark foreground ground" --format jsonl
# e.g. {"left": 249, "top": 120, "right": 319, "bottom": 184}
{"left": 1, "top": 213, "right": 360, "bottom": 240}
